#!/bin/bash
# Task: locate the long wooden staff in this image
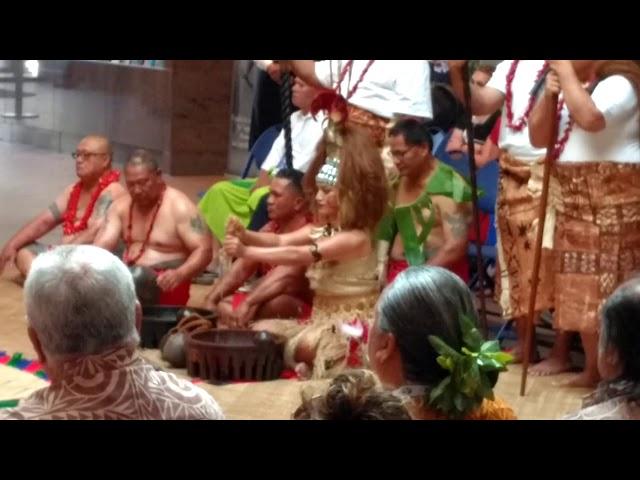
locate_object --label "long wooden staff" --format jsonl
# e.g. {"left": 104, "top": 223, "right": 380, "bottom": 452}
{"left": 520, "top": 90, "right": 559, "bottom": 396}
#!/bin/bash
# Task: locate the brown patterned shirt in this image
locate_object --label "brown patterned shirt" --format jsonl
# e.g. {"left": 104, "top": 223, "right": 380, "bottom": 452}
{"left": 0, "top": 347, "right": 224, "bottom": 420}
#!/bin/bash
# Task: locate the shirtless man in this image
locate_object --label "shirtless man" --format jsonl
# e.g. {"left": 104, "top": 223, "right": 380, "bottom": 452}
{"left": 0, "top": 134, "right": 126, "bottom": 277}
{"left": 205, "top": 168, "right": 312, "bottom": 328}
{"left": 95, "top": 150, "right": 212, "bottom": 305}
{"left": 378, "top": 119, "right": 472, "bottom": 284}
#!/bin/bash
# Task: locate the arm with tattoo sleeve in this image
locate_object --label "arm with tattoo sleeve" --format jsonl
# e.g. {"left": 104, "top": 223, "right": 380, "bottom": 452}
{"left": 426, "top": 198, "right": 471, "bottom": 269}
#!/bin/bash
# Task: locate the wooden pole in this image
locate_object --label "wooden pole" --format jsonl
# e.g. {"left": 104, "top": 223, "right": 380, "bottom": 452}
{"left": 461, "top": 62, "right": 488, "bottom": 337}
{"left": 519, "top": 92, "right": 559, "bottom": 396}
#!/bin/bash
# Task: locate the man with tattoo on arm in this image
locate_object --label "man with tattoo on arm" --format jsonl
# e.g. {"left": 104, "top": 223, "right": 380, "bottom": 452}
{"left": 94, "top": 150, "right": 212, "bottom": 306}
{"left": 378, "top": 119, "right": 473, "bottom": 285}
{"left": 0, "top": 135, "right": 126, "bottom": 277}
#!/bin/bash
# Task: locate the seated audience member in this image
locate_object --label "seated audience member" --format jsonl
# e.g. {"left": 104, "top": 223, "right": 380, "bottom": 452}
{"left": 198, "top": 77, "right": 324, "bottom": 243}
{"left": 0, "top": 135, "right": 126, "bottom": 277}
{"left": 368, "top": 266, "right": 516, "bottom": 420}
{"left": 94, "top": 150, "right": 212, "bottom": 306}
{"left": 565, "top": 278, "right": 640, "bottom": 420}
{"left": 0, "top": 245, "right": 223, "bottom": 420}
{"left": 205, "top": 169, "right": 312, "bottom": 327}
{"left": 293, "top": 369, "right": 411, "bottom": 420}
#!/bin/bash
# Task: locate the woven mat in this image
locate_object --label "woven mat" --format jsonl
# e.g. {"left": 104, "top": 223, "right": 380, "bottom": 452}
{"left": 0, "top": 364, "right": 48, "bottom": 403}
{"left": 140, "top": 348, "right": 328, "bottom": 420}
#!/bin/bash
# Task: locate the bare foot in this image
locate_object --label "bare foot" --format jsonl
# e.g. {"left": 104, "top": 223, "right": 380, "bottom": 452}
{"left": 556, "top": 372, "right": 599, "bottom": 389}
{"left": 529, "top": 357, "right": 572, "bottom": 377}
{"left": 294, "top": 362, "right": 311, "bottom": 381}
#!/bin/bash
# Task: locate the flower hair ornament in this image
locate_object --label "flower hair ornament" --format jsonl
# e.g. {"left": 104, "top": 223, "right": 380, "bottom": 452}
{"left": 426, "top": 313, "right": 513, "bottom": 418}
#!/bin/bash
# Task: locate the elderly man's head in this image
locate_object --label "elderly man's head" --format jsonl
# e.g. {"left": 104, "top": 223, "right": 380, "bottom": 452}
{"left": 25, "top": 245, "right": 140, "bottom": 367}
{"left": 73, "top": 135, "right": 113, "bottom": 182}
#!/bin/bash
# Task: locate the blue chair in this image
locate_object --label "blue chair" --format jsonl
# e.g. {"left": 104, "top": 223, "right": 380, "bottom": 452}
{"left": 466, "top": 161, "right": 499, "bottom": 288}
{"left": 241, "top": 124, "right": 282, "bottom": 179}
{"left": 196, "top": 124, "right": 282, "bottom": 200}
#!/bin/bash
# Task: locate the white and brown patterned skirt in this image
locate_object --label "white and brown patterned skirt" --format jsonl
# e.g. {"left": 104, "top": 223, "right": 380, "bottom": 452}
{"left": 553, "top": 161, "right": 640, "bottom": 333}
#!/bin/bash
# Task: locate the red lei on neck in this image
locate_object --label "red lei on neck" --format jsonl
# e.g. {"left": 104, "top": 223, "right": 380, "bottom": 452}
{"left": 123, "top": 185, "right": 166, "bottom": 266}
{"left": 504, "top": 60, "right": 549, "bottom": 132}
{"left": 62, "top": 170, "right": 120, "bottom": 235}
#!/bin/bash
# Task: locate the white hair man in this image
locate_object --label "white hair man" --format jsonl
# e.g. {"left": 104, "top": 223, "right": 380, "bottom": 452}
{"left": 0, "top": 245, "right": 223, "bottom": 420}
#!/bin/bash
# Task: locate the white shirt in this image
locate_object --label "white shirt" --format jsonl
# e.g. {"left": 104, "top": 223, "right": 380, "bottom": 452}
{"left": 254, "top": 60, "right": 273, "bottom": 71}
{"left": 314, "top": 60, "right": 432, "bottom": 120}
{"left": 558, "top": 75, "right": 640, "bottom": 163}
{"left": 260, "top": 110, "right": 326, "bottom": 173}
{"left": 487, "top": 60, "right": 548, "bottom": 162}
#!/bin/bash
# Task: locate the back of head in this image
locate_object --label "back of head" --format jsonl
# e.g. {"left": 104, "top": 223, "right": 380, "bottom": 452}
{"left": 377, "top": 266, "right": 478, "bottom": 386}
{"left": 25, "top": 245, "right": 139, "bottom": 357}
{"left": 600, "top": 276, "right": 640, "bottom": 382}
{"left": 377, "top": 266, "right": 507, "bottom": 418}
{"left": 293, "top": 370, "right": 411, "bottom": 420}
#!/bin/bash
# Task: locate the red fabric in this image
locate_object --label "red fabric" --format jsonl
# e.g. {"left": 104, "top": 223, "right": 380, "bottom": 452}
{"left": 231, "top": 291, "right": 312, "bottom": 324}
{"left": 387, "top": 259, "right": 410, "bottom": 284}
{"left": 387, "top": 257, "right": 470, "bottom": 284}
{"left": 489, "top": 117, "right": 501, "bottom": 146}
{"left": 467, "top": 210, "right": 490, "bottom": 244}
{"left": 153, "top": 269, "right": 191, "bottom": 306}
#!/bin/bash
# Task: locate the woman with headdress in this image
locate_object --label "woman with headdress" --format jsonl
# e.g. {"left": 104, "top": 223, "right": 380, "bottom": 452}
{"left": 223, "top": 93, "right": 389, "bottom": 379}
{"left": 368, "top": 265, "right": 516, "bottom": 420}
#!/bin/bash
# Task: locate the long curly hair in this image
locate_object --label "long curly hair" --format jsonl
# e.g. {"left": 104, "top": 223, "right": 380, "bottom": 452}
{"left": 303, "top": 122, "right": 389, "bottom": 232}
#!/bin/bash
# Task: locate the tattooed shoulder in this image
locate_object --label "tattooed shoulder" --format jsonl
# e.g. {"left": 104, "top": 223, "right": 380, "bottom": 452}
{"left": 190, "top": 215, "right": 206, "bottom": 235}
{"left": 95, "top": 193, "right": 113, "bottom": 218}
{"left": 48, "top": 202, "right": 62, "bottom": 221}
{"left": 445, "top": 211, "right": 470, "bottom": 239}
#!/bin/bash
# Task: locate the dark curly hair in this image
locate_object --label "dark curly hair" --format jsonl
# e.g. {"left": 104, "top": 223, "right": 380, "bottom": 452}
{"left": 292, "top": 370, "right": 411, "bottom": 420}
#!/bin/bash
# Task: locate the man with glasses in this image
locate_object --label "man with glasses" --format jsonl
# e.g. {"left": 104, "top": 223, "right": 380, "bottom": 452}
{"left": 0, "top": 135, "right": 126, "bottom": 277}
{"left": 377, "top": 119, "right": 473, "bottom": 285}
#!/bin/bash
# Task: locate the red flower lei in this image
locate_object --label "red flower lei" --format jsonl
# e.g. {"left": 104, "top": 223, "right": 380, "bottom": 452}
{"left": 62, "top": 170, "right": 121, "bottom": 235}
{"left": 123, "top": 185, "right": 166, "bottom": 266}
{"left": 504, "top": 60, "right": 549, "bottom": 132}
